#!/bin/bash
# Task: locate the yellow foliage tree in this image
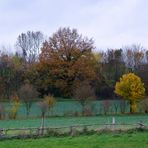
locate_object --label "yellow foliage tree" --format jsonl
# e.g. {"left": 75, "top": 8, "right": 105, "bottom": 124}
{"left": 9, "top": 93, "right": 20, "bottom": 119}
{"left": 44, "top": 95, "right": 56, "bottom": 115}
{"left": 115, "top": 73, "right": 145, "bottom": 113}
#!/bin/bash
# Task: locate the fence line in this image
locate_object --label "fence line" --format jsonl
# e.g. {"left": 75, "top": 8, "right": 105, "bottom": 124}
{"left": 0, "top": 122, "right": 147, "bottom": 139}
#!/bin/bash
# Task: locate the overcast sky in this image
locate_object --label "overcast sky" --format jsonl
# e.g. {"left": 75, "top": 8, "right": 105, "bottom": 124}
{"left": 0, "top": 0, "right": 148, "bottom": 51}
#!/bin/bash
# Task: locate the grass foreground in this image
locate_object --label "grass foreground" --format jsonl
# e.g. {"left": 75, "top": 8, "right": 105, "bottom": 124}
{"left": 0, "top": 114, "right": 148, "bottom": 128}
{"left": 0, "top": 132, "right": 148, "bottom": 148}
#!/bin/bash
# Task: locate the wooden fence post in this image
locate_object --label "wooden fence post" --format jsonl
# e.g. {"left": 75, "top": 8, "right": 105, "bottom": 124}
{"left": 112, "top": 117, "right": 115, "bottom": 130}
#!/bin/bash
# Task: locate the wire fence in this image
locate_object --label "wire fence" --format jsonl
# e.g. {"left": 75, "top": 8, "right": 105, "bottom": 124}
{"left": 0, "top": 122, "right": 147, "bottom": 139}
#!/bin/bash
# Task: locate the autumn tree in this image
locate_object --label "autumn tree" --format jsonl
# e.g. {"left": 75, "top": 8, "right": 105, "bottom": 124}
{"left": 136, "top": 49, "right": 148, "bottom": 96}
{"left": 97, "top": 49, "right": 126, "bottom": 99}
{"left": 0, "top": 53, "right": 24, "bottom": 99}
{"left": 9, "top": 92, "right": 20, "bottom": 119}
{"left": 137, "top": 64, "right": 148, "bottom": 96}
{"left": 44, "top": 94, "right": 56, "bottom": 116}
{"left": 0, "top": 54, "right": 12, "bottom": 99}
{"left": 104, "top": 49, "right": 126, "bottom": 83}
{"left": 115, "top": 73, "right": 145, "bottom": 113}
{"left": 11, "top": 54, "right": 24, "bottom": 91}
{"left": 38, "top": 27, "right": 97, "bottom": 97}
{"left": 123, "top": 44, "right": 145, "bottom": 72}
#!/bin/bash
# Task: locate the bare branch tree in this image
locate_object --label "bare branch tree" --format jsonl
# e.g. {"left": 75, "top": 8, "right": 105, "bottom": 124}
{"left": 73, "top": 81, "right": 96, "bottom": 115}
{"left": 18, "top": 81, "right": 38, "bottom": 117}
{"left": 123, "top": 44, "right": 145, "bottom": 71}
{"left": 16, "top": 31, "right": 44, "bottom": 63}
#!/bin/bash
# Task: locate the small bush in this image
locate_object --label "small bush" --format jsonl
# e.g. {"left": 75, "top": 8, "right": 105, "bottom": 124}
{"left": 119, "top": 100, "right": 127, "bottom": 114}
{"left": 73, "top": 81, "right": 96, "bottom": 116}
{"left": 8, "top": 93, "right": 20, "bottom": 119}
{"left": 74, "top": 111, "right": 80, "bottom": 117}
{"left": 102, "top": 100, "right": 110, "bottom": 115}
{"left": 83, "top": 107, "right": 93, "bottom": 116}
{"left": 18, "top": 82, "right": 38, "bottom": 117}
{"left": 0, "top": 104, "right": 5, "bottom": 119}
{"left": 139, "top": 98, "right": 148, "bottom": 113}
{"left": 43, "top": 95, "right": 56, "bottom": 116}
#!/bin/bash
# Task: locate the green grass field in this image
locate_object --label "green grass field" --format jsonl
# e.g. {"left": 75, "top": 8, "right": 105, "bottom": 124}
{"left": 2, "top": 100, "right": 139, "bottom": 118}
{"left": 0, "top": 132, "right": 147, "bottom": 148}
{"left": 0, "top": 115, "right": 148, "bottom": 128}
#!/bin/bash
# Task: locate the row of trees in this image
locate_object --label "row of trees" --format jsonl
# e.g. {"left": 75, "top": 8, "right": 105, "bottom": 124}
{"left": 0, "top": 27, "right": 148, "bottom": 102}
{"left": 0, "top": 73, "right": 146, "bottom": 119}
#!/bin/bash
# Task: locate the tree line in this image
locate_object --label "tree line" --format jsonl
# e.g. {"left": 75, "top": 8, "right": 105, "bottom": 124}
{"left": 0, "top": 27, "right": 148, "bottom": 100}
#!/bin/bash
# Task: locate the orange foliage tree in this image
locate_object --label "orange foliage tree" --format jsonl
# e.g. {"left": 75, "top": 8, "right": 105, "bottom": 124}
{"left": 37, "top": 27, "right": 97, "bottom": 97}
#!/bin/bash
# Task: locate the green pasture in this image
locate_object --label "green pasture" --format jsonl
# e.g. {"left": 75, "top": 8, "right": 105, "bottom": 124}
{"left": 0, "top": 132, "right": 147, "bottom": 148}
{"left": 0, "top": 115, "right": 147, "bottom": 128}
{"left": 1, "top": 100, "right": 135, "bottom": 118}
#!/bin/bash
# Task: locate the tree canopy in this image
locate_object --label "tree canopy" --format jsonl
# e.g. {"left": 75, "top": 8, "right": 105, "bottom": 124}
{"left": 115, "top": 73, "right": 145, "bottom": 113}
{"left": 37, "top": 27, "right": 97, "bottom": 97}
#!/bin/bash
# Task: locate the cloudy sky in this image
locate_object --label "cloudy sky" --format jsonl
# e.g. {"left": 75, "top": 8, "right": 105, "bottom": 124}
{"left": 0, "top": 0, "right": 148, "bottom": 50}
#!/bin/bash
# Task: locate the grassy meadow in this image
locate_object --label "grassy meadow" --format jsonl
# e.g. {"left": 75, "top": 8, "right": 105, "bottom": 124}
{"left": 0, "top": 132, "right": 147, "bottom": 148}
{"left": 0, "top": 115, "right": 147, "bottom": 128}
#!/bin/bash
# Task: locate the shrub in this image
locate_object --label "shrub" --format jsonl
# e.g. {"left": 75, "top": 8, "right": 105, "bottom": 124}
{"left": 0, "top": 104, "right": 5, "bottom": 119}
{"left": 18, "top": 82, "right": 38, "bottom": 117}
{"left": 83, "top": 107, "right": 92, "bottom": 116}
{"left": 113, "top": 101, "right": 119, "bottom": 114}
{"left": 102, "top": 100, "right": 110, "bottom": 115}
{"left": 139, "top": 98, "right": 148, "bottom": 113}
{"left": 119, "top": 100, "right": 127, "bottom": 114}
{"left": 73, "top": 81, "right": 96, "bottom": 115}
{"left": 44, "top": 94, "right": 56, "bottom": 116}
{"left": 9, "top": 93, "right": 20, "bottom": 119}
{"left": 37, "top": 100, "right": 48, "bottom": 134}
